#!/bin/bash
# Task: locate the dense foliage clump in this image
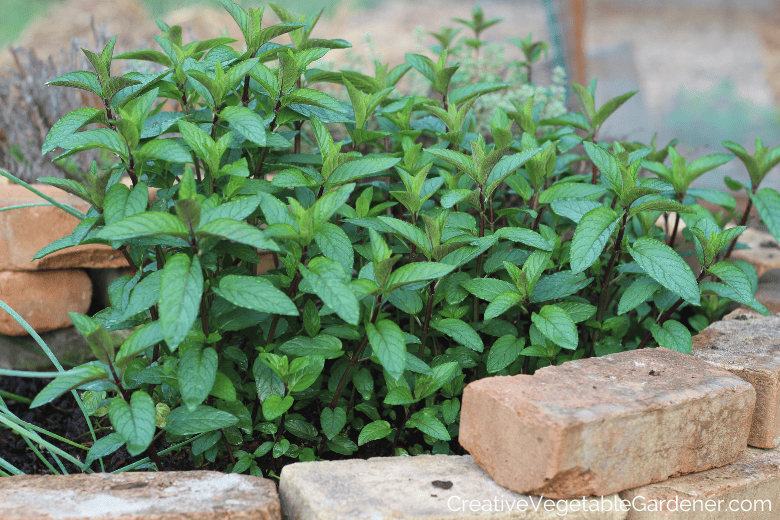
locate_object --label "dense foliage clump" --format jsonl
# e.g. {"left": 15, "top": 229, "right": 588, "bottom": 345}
{"left": 2, "top": 3, "right": 779, "bottom": 478}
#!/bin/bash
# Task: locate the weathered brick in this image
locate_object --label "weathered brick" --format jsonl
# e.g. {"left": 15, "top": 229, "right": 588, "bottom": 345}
{"left": 731, "top": 228, "right": 780, "bottom": 279}
{"left": 753, "top": 269, "right": 780, "bottom": 314}
{"left": 692, "top": 309, "right": 780, "bottom": 448}
{"left": 0, "top": 270, "right": 91, "bottom": 336}
{"left": 0, "top": 183, "right": 129, "bottom": 270}
{"left": 620, "top": 447, "right": 780, "bottom": 519}
{"left": 459, "top": 348, "right": 755, "bottom": 499}
{"left": 280, "top": 454, "right": 627, "bottom": 520}
{"left": 0, "top": 471, "right": 281, "bottom": 520}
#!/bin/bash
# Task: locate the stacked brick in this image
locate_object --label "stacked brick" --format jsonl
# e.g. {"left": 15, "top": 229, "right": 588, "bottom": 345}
{"left": 0, "top": 184, "right": 128, "bottom": 336}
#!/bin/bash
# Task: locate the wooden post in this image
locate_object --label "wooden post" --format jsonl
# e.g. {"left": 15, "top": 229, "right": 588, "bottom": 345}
{"left": 568, "top": 0, "right": 586, "bottom": 85}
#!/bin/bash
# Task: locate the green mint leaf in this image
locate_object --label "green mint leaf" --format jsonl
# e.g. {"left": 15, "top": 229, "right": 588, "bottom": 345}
{"left": 531, "top": 305, "right": 578, "bottom": 350}
{"left": 315, "top": 222, "right": 355, "bottom": 276}
{"left": 84, "top": 432, "right": 125, "bottom": 467}
{"left": 220, "top": 106, "right": 267, "bottom": 146}
{"left": 42, "top": 107, "right": 102, "bottom": 154}
{"left": 484, "top": 291, "right": 522, "bottom": 320}
{"left": 413, "top": 362, "right": 458, "bottom": 400}
{"left": 553, "top": 302, "right": 596, "bottom": 323}
{"left": 299, "top": 257, "right": 360, "bottom": 325}
{"left": 650, "top": 320, "right": 692, "bottom": 353}
{"left": 196, "top": 219, "right": 280, "bottom": 251}
{"left": 108, "top": 392, "right": 155, "bottom": 456}
{"left": 751, "top": 188, "right": 780, "bottom": 243}
{"left": 706, "top": 262, "right": 756, "bottom": 307}
{"left": 570, "top": 207, "right": 619, "bottom": 273}
{"left": 209, "top": 372, "right": 236, "bottom": 402}
{"left": 320, "top": 407, "right": 347, "bottom": 440}
{"left": 431, "top": 318, "right": 483, "bottom": 352}
{"left": 326, "top": 156, "right": 401, "bottom": 187}
{"left": 407, "top": 410, "right": 450, "bottom": 441}
{"left": 461, "top": 278, "right": 515, "bottom": 301}
{"left": 30, "top": 364, "right": 109, "bottom": 408}
{"left": 441, "top": 399, "right": 460, "bottom": 425}
{"left": 46, "top": 71, "right": 102, "bottom": 96}
{"left": 357, "top": 420, "right": 392, "bottom": 446}
{"left": 530, "top": 271, "right": 592, "bottom": 303}
{"left": 628, "top": 237, "right": 700, "bottom": 305}
{"left": 366, "top": 320, "right": 406, "bottom": 380}
{"left": 549, "top": 198, "right": 602, "bottom": 223}
{"left": 539, "top": 183, "right": 605, "bottom": 204}
{"left": 486, "top": 335, "right": 525, "bottom": 373}
{"left": 495, "top": 227, "right": 553, "bottom": 251}
{"left": 617, "top": 276, "right": 662, "bottom": 315}
{"left": 214, "top": 275, "right": 298, "bottom": 316}
{"left": 179, "top": 346, "right": 218, "bottom": 411}
{"left": 57, "top": 129, "right": 128, "bottom": 162}
{"left": 583, "top": 142, "right": 621, "bottom": 195}
{"left": 262, "top": 395, "right": 294, "bottom": 421}
{"left": 386, "top": 262, "right": 455, "bottom": 291}
{"left": 164, "top": 404, "right": 238, "bottom": 436}
{"left": 115, "top": 322, "right": 163, "bottom": 367}
{"left": 96, "top": 212, "right": 189, "bottom": 241}
{"left": 159, "top": 254, "right": 204, "bottom": 351}
{"left": 279, "top": 335, "right": 343, "bottom": 360}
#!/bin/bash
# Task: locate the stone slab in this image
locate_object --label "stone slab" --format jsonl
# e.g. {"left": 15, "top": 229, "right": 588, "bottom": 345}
{"left": 279, "top": 455, "right": 627, "bottom": 520}
{"left": 732, "top": 228, "right": 780, "bottom": 279}
{"left": 692, "top": 309, "right": 780, "bottom": 448}
{"left": 620, "top": 447, "right": 780, "bottom": 519}
{"left": 0, "top": 326, "right": 90, "bottom": 371}
{"left": 0, "top": 471, "right": 280, "bottom": 519}
{"left": 0, "top": 183, "right": 130, "bottom": 270}
{"left": 459, "top": 348, "right": 755, "bottom": 499}
{"left": 0, "top": 269, "right": 92, "bottom": 336}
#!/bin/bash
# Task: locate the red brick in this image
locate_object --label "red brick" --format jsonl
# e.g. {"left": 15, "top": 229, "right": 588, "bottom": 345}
{"left": 692, "top": 310, "right": 780, "bottom": 448}
{"left": 459, "top": 348, "right": 755, "bottom": 499}
{"left": 0, "top": 270, "right": 92, "bottom": 336}
{"left": 621, "top": 447, "right": 780, "bottom": 519}
{"left": 0, "top": 184, "right": 129, "bottom": 270}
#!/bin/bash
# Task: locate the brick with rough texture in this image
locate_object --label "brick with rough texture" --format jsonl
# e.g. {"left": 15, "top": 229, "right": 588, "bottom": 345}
{"left": 0, "top": 270, "right": 91, "bottom": 336}
{"left": 754, "top": 283, "right": 780, "bottom": 314}
{"left": 620, "top": 447, "right": 780, "bottom": 519}
{"left": 753, "top": 269, "right": 780, "bottom": 314}
{"left": 0, "top": 471, "right": 281, "bottom": 520}
{"left": 280, "top": 454, "right": 627, "bottom": 520}
{"left": 0, "top": 183, "right": 129, "bottom": 270}
{"left": 459, "top": 348, "right": 756, "bottom": 499}
{"left": 732, "top": 228, "right": 780, "bottom": 279}
{"left": 692, "top": 309, "right": 780, "bottom": 448}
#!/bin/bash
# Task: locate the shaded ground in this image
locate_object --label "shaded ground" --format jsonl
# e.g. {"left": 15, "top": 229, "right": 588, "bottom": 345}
{"left": 0, "top": 376, "right": 224, "bottom": 475}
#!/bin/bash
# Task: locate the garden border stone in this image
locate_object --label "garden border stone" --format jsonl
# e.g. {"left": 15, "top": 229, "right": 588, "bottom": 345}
{"left": 459, "top": 348, "right": 756, "bottom": 499}
{"left": 692, "top": 309, "right": 780, "bottom": 448}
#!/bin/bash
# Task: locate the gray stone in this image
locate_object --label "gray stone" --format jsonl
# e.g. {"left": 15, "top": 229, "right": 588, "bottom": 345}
{"left": 0, "top": 326, "right": 91, "bottom": 371}
{"left": 0, "top": 471, "right": 281, "bottom": 520}
{"left": 279, "top": 454, "right": 627, "bottom": 520}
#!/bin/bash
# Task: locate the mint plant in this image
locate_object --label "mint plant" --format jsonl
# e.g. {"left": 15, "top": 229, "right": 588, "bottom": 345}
{"left": 2, "top": 2, "right": 778, "bottom": 476}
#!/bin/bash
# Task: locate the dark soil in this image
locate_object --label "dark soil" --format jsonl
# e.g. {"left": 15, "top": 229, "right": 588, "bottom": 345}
{"left": 0, "top": 376, "right": 228, "bottom": 475}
